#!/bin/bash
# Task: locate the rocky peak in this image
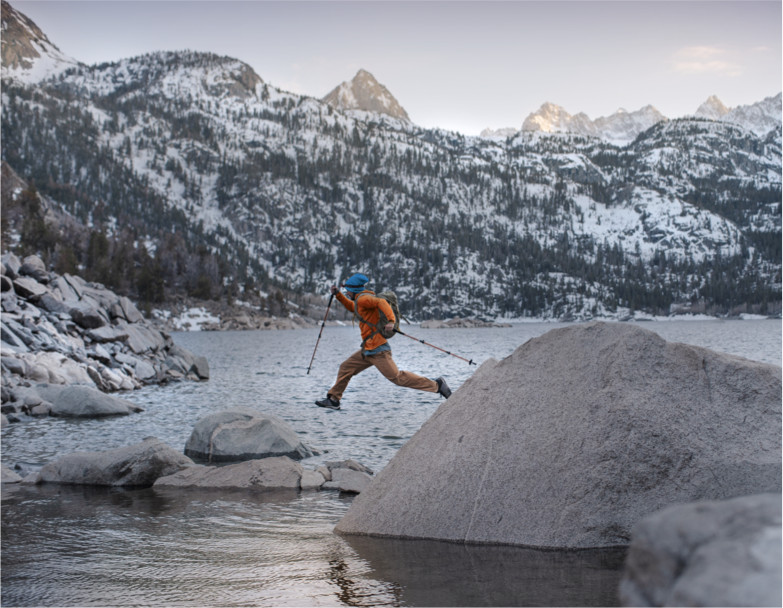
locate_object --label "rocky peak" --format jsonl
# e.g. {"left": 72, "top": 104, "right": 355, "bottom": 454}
{"left": 695, "top": 95, "right": 730, "bottom": 119}
{"left": 1, "top": 0, "right": 80, "bottom": 82}
{"left": 322, "top": 69, "right": 410, "bottom": 122}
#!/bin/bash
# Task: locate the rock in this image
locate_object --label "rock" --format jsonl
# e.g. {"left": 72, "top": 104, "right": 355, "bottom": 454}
{"left": 86, "top": 326, "right": 130, "bottom": 343}
{"left": 12, "top": 276, "right": 48, "bottom": 300}
{"left": 335, "top": 322, "right": 782, "bottom": 548}
{"left": 68, "top": 301, "right": 106, "bottom": 329}
{"left": 1, "top": 414, "right": 9, "bottom": 428}
{"left": 19, "top": 255, "right": 49, "bottom": 283}
{"left": 39, "top": 437, "right": 194, "bottom": 487}
{"left": 2, "top": 252, "right": 21, "bottom": 278}
{"left": 301, "top": 469, "right": 327, "bottom": 490}
{"left": 153, "top": 456, "right": 303, "bottom": 490}
{"left": 1, "top": 464, "right": 22, "bottom": 483}
{"left": 323, "top": 462, "right": 373, "bottom": 494}
{"left": 184, "top": 408, "right": 316, "bottom": 462}
{"left": 619, "top": 494, "right": 782, "bottom": 607}
{"left": 34, "top": 384, "right": 143, "bottom": 417}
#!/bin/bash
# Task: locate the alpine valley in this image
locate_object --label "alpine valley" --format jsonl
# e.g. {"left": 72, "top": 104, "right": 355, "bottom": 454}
{"left": 1, "top": 1, "right": 781, "bottom": 322}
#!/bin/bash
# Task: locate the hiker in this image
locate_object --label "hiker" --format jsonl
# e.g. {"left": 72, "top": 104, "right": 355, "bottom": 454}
{"left": 315, "top": 273, "right": 452, "bottom": 410}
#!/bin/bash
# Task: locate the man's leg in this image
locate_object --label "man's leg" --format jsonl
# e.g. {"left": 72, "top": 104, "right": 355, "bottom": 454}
{"left": 328, "top": 350, "right": 373, "bottom": 401}
{"left": 369, "top": 351, "right": 438, "bottom": 392}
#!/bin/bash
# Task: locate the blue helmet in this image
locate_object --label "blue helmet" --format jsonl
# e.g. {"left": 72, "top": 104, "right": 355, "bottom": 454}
{"left": 344, "top": 273, "right": 369, "bottom": 293}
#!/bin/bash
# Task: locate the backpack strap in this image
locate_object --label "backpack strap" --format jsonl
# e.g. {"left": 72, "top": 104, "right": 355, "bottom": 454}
{"left": 353, "top": 292, "right": 388, "bottom": 351}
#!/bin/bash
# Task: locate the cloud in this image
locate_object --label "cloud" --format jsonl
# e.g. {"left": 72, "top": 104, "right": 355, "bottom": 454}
{"left": 671, "top": 46, "right": 742, "bottom": 77}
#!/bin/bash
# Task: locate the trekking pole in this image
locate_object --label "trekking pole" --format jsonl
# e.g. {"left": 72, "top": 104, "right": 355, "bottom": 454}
{"left": 394, "top": 329, "right": 476, "bottom": 365}
{"left": 306, "top": 292, "right": 335, "bottom": 374}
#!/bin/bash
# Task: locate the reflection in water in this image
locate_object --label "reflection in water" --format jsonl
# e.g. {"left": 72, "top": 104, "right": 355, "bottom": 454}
{"left": 342, "top": 534, "right": 626, "bottom": 607}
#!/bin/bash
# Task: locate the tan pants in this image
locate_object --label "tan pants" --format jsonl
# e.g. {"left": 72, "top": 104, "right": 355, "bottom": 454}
{"left": 328, "top": 350, "right": 438, "bottom": 401}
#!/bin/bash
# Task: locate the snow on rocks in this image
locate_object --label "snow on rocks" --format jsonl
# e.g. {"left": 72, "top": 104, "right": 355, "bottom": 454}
{"left": 619, "top": 493, "right": 782, "bottom": 607}
{"left": 1, "top": 253, "right": 209, "bottom": 422}
{"left": 184, "top": 408, "right": 317, "bottom": 463}
{"left": 335, "top": 322, "right": 781, "bottom": 548}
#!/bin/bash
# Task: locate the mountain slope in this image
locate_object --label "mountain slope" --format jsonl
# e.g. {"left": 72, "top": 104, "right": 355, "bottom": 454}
{"left": 0, "top": 0, "right": 81, "bottom": 82}
{"left": 1, "top": 4, "right": 780, "bottom": 321}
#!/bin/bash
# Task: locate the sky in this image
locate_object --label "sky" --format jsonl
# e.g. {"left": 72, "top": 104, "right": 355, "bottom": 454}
{"left": 12, "top": 0, "right": 783, "bottom": 135}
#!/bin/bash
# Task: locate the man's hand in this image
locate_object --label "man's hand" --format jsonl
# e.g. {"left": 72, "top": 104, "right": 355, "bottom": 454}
{"left": 384, "top": 322, "right": 395, "bottom": 335}
{"left": 330, "top": 285, "right": 339, "bottom": 295}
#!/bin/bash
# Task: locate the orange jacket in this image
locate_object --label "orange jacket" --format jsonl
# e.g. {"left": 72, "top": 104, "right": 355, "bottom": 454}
{"left": 336, "top": 289, "right": 395, "bottom": 351}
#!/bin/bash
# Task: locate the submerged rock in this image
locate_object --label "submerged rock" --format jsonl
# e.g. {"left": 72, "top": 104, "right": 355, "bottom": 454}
{"left": 619, "top": 493, "right": 782, "bottom": 607}
{"left": 335, "top": 322, "right": 782, "bottom": 548}
{"left": 184, "top": 408, "right": 317, "bottom": 463}
{"left": 33, "top": 384, "right": 143, "bottom": 417}
{"left": 37, "top": 437, "right": 194, "bottom": 487}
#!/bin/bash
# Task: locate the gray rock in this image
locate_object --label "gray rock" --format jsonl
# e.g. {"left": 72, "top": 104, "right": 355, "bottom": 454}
{"left": 86, "top": 326, "right": 130, "bottom": 343}
{"left": 619, "top": 493, "right": 782, "bottom": 607}
{"left": 184, "top": 408, "right": 316, "bottom": 462}
{"left": 37, "top": 293, "right": 70, "bottom": 314}
{"left": 335, "top": 322, "right": 782, "bottom": 548}
{"left": 2, "top": 464, "right": 22, "bottom": 483}
{"left": 12, "top": 276, "right": 48, "bottom": 300}
{"left": 68, "top": 301, "right": 106, "bottom": 329}
{"left": 19, "top": 255, "right": 49, "bottom": 283}
{"left": 153, "top": 456, "right": 303, "bottom": 490}
{"left": 2, "top": 252, "right": 21, "bottom": 278}
{"left": 323, "top": 467, "right": 373, "bottom": 494}
{"left": 39, "top": 437, "right": 194, "bottom": 487}
{"left": 1, "top": 414, "right": 9, "bottom": 428}
{"left": 301, "top": 469, "right": 327, "bottom": 490}
{"left": 34, "top": 383, "right": 143, "bottom": 417}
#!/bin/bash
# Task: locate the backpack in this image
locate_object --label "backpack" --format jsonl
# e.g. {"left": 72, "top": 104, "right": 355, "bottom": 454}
{"left": 354, "top": 291, "right": 406, "bottom": 346}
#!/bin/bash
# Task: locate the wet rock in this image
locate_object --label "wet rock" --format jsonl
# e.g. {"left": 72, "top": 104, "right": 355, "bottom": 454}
{"left": 301, "top": 469, "right": 327, "bottom": 490}
{"left": 1, "top": 414, "right": 9, "bottom": 428}
{"left": 335, "top": 322, "right": 782, "bottom": 548}
{"left": 323, "top": 460, "right": 374, "bottom": 494}
{"left": 153, "top": 456, "right": 303, "bottom": 490}
{"left": 34, "top": 384, "right": 143, "bottom": 417}
{"left": 619, "top": 493, "right": 782, "bottom": 607}
{"left": 1, "top": 464, "right": 22, "bottom": 483}
{"left": 38, "top": 437, "right": 194, "bottom": 487}
{"left": 184, "top": 408, "right": 316, "bottom": 463}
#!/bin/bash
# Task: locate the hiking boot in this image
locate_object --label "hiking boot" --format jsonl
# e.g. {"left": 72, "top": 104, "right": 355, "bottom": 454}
{"left": 315, "top": 396, "right": 341, "bottom": 410}
{"left": 435, "top": 377, "right": 452, "bottom": 399}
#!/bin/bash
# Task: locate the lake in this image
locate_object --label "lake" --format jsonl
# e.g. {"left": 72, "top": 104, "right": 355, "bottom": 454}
{"left": 2, "top": 320, "right": 780, "bottom": 606}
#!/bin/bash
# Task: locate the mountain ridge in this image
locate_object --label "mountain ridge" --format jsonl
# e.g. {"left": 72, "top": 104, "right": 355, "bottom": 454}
{"left": 1, "top": 2, "right": 780, "bottom": 321}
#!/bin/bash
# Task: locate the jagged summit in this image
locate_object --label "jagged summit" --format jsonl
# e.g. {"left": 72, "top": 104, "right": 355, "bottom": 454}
{"left": 520, "top": 101, "right": 665, "bottom": 144}
{"left": 1, "top": 0, "right": 81, "bottom": 82}
{"left": 322, "top": 69, "right": 410, "bottom": 122}
{"left": 695, "top": 95, "right": 730, "bottom": 120}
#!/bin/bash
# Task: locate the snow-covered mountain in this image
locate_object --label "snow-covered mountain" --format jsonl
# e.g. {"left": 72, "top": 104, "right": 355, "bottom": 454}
{"left": 1, "top": 2, "right": 780, "bottom": 320}
{"left": 485, "top": 94, "right": 781, "bottom": 146}
{"left": 0, "top": 0, "right": 81, "bottom": 83}
{"left": 322, "top": 69, "right": 410, "bottom": 123}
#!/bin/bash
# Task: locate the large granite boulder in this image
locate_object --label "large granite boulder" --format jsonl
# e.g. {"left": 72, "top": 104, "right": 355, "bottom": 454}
{"left": 619, "top": 493, "right": 782, "bottom": 607}
{"left": 38, "top": 437, "right": 194, "bottom": 487}
{"left": 335, "top": 322, "right": 782, "bottom": 548}
{"left": 184, "top": 408, "right": 316, "bottom": 462}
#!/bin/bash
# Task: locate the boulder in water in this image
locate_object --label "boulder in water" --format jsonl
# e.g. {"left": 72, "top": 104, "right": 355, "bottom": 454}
{"left": 33, "top": 384, "right": 143, "bottom": 417}
{"left": 619, "top": 493, "right": 782, "bottom": 607}
{"left": 153, "top": 456, "right": 303, "bottom": 490}
{"left": 335, "top": 322, "right": 782, "bottom": 548}
{"left": 38, "top": 437, "right": 194, "bottom": 487}
{"left": 184, "top": 408, "right": 316, "bottom": 462}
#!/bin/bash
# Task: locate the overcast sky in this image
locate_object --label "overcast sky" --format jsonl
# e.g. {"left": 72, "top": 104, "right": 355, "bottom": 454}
{"left": 13, "top": 0, "right": 782, "bottom": 135}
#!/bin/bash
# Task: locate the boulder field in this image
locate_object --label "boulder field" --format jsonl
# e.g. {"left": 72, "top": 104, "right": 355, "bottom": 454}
{"left": 335, "top": 322, "right": 781, "bottom": 549}
{"left": 1, "top": 253, "right": 208, "bottom": 423}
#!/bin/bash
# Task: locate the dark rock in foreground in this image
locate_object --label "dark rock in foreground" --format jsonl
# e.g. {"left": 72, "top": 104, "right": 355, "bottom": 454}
{"left": 620, "top": 493, "right": 782, "bottom": 607}
{"left": 37, "top": 437, "right": 194, "bottom": 487}
{"left": 335, "top": 322, "right": 782, "bottom": 548}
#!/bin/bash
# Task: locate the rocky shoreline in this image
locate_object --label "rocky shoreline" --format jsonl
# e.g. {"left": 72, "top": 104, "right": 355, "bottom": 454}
{"left": 1, "top": 253, "right": 208, "bottom": 426}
